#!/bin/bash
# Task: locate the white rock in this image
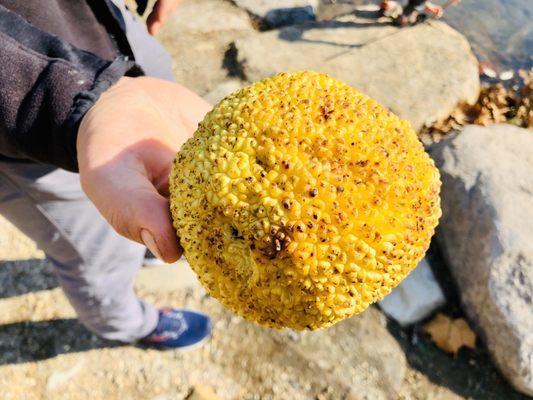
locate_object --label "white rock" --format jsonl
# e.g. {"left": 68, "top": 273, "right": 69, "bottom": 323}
{"left": 46, "top": 360, "right": 84, "bottom": 390}
{"left": 431, "top": 124, "right": 533, "bottom": 396}
{"left": 379, "top": 258, "right": 445, "bottom": 326}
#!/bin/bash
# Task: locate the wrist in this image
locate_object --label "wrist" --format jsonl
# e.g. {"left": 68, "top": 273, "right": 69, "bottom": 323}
{"left": 76, "top": 76, "right": 137, "bottom": 171}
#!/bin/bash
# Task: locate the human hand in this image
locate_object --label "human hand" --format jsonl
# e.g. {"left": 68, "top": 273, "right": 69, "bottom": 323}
{"left": 77, "top": 76, "right": 210, "bottom": 262}
{"left": 425, "top": 2, "right": 444, "bottom": 18}
{"left": 146, "top": 0, "right": 181, "bottom": 35}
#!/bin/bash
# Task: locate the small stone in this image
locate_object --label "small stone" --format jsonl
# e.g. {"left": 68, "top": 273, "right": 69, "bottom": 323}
{"left": 188, "top": 384, "right": 221, "bottom": 400}
{"left": 46, "top": 360, "right": 84, "bottom": 390}
{"left": 379, "top": 258, "right": 446, "bottom": 326}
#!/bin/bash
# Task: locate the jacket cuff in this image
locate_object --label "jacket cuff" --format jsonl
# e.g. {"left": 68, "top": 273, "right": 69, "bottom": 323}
{"left": 62, "top": 56, "right": 144, "bottom": 172}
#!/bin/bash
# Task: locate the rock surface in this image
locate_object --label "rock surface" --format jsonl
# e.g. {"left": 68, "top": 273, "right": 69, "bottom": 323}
{"left": 316, "top": 0, "right": 374, "bottom": 21}
{"left": 235, "top": 18, "right": 480, "bottom": 131}
{"left": 379, "top": 258, "right": 446, "bottom": 326}
{"left": 234, "top": 0, "right": 318, "bottom": 27}
{"left": 431, "top": 124, "right": 533, "bottom": 395}
{"left": 203, "top": 79, "right": 245, "bottom": 105}
{"left": 156, "top": 0, "right": 253, "bottom": 94}
{"left": 280, "top": 306, "right": 407, "bottom": 399}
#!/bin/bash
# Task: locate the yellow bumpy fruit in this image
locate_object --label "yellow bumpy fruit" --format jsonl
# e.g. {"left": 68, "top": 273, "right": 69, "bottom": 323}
{"left": 170, "top": 71, "right": 441, "bottom": 330}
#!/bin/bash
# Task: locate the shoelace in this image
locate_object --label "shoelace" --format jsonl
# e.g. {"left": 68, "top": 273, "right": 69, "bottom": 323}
{"left": 155, "top": 311, "right": 188, "bottom": 340}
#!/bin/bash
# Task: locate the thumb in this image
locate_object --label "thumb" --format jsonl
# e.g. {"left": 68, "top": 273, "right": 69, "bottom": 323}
{"left": 109, "top": 186, "right": 183, "bottom": 263}
{"left": 146, "top": 1, "right": 163, "bottom": 35}
{"left": 136, "top": 192, "right": 183, "bottom": 263}
{"left": 146, "top": 0, "right": 170, "bottom": 35}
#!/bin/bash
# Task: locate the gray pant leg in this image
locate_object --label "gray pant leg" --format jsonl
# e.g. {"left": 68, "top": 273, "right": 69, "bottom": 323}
{"left": 0, "top": 5, "right": 174, "bottom": 341}
{"left": 0, "top": 162, "right": 158, "bottom": 342}
{"left": 403, "top": 0, "right": 426, "bottom": 15}
{"left": 111, "top": 0, "right": 175, "bottom": 82}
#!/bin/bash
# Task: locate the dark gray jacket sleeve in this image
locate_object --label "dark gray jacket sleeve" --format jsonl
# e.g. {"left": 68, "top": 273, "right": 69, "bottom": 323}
{"left": 0, "top": 5, "right": 142, "bottom": 172}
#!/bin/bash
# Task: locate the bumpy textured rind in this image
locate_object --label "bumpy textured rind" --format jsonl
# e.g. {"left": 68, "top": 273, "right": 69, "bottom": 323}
{"left": 170, "top": 71, "right": 441, "bottom": 330}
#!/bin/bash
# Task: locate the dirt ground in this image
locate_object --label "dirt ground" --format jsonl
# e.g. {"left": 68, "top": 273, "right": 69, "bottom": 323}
{"left": 0, "top": 216, "right": 529, "bottom": 400}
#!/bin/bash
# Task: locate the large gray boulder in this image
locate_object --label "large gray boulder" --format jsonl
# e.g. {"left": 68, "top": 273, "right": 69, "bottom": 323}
{"left": 235, "top": 18, "right": 479, "bottom": 131}
{"left": 431, "top": 124, "right": 533, "bottom": 395}
{"left": 156, "top": 0, "right": 253, "bottom": 95}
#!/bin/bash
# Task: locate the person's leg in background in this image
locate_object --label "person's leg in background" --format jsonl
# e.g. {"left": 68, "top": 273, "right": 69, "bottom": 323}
{"left": 110, "top": 0, "right": 175, "bottom": 82}
{"left": 402, "top": 0, "right": 427, "bottom": 16}
{"left": 0, "top": 162, "right": 158, "bottom": 342}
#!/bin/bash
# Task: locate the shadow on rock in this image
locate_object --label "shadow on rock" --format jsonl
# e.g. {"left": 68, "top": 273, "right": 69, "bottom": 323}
{"left": 278, "top": 19, "right": 397, "bottom": 49}
{"left": 0, "top": 318, "right": 123, "bottom": 365}
{"left": 264, "top": 6, "right": 315, "bottom": 28}
{"left": 353, "top": 8, "right": 383, "bottom": 20}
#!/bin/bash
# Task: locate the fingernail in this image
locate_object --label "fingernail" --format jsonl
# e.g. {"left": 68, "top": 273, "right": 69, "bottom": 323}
{"left": 141, "top": 229, "right": 162, "bottom": 261}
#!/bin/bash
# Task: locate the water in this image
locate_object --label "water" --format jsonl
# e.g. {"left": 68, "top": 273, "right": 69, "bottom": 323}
{"left": 322, "top": 0, "right": 532, "bottom": 72}
{"left": 441, "top": 0, "right": 532, "bottom": 72}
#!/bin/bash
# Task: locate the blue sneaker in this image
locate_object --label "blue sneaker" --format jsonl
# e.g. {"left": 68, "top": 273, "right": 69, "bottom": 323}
{"left": 141, "top": 307, "right": 212, "bottom": 349}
